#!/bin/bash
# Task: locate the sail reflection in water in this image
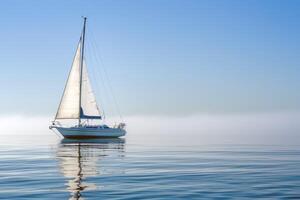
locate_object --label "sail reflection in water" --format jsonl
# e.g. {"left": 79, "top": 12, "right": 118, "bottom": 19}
{"left": 56, "top": 138, "right": 125, "bottom": 200}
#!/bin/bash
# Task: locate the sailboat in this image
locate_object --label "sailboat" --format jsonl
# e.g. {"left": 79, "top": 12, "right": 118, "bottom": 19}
{"left": 50, "top": 17, "right": 126, "bottom": 138}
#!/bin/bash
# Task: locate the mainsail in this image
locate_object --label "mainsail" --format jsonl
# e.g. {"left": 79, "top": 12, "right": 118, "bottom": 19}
{"left": 55, "top": 21, "right": 101, "bottom": 121}
{"left": 55, "top": 41, "right": 81, "bottom": 119}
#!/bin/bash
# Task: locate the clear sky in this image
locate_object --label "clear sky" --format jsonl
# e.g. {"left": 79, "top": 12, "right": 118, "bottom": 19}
{"left": 0, "top": 0, "right": 300, "bottom": 117}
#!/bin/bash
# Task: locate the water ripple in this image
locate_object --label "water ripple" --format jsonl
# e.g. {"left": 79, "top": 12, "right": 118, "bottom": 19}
{"left": 0, "top": 136, "right": 300, "bottom": 199}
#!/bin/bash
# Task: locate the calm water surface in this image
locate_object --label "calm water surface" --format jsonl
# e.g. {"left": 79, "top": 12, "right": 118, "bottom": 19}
{"left": 0, "top": 132, "right": 300, "bottom": 199}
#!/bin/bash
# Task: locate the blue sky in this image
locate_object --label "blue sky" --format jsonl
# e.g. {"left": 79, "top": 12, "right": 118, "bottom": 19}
{"left": 0, "top": 0, "right": 300, "bottom": 117}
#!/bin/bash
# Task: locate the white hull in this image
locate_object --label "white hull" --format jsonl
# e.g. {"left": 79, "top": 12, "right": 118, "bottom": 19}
{"left": 53, "top": 126, "right": 126, "bottom": 138}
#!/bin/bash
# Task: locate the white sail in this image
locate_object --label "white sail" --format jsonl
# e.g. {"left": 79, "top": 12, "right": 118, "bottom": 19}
{"left": 50, "top": 17, "right": 126, "bottom": 138}
{"left": 55, "top": 41, "right": 82, "bottom": 119}
{"left": 55, "top": 36, "right": 101, "bottom": 120}
{"left": 80, "top": 60, "right": 101, "bottom": 118}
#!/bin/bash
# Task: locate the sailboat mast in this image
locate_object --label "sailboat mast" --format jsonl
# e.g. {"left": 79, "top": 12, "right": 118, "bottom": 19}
{"left": 78, "top": 17, "right": 87, "bottom": 126}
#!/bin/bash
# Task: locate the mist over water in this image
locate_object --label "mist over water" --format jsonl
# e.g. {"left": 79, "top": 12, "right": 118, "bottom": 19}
{"left": 1, "top": 0, "right": 300, "bottom": 198}
{"left": 0, "top": 113, "right": 300, "bottom": 199}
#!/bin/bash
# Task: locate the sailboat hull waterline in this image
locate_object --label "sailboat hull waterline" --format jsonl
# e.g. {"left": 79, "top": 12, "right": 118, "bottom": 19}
{"left": 50, "top": 17, "right": 127, "bottom": 139}
{"left": 52, "top": 126, "right": 126, "bottom": 139}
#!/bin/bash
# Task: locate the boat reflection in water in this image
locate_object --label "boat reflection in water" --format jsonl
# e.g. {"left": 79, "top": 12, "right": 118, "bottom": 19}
{"left": 56, "top": 138, "right": 125, "bottom": 200}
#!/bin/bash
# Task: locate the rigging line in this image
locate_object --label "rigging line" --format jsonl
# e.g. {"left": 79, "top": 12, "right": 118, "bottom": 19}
{"left": 87, "top": 26, "right": 118, "bottom": 120}
{"left": 91, "top": 41, "right": 117, "bottom": 121}
{"left": 86, "top": 26, "right": 110, "bottom": 110}
{"left": 88, "top": 25, "right": 124, "bottom": 122}
{"left": 85, "top": 31, "right": 111, "bottom": 121}
{"left": 85, "top": 40, "right": 106, "bottom": 121}
{"left": 89, "top": 36, "right": 118, "bottom": 121}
